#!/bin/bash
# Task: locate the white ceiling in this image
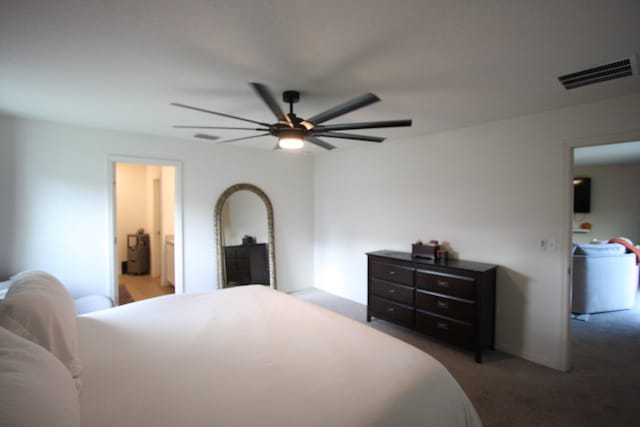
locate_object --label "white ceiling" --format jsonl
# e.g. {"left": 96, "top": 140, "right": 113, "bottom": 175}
{"left": 1, "top": 0, "right": 640, "bottom": 153}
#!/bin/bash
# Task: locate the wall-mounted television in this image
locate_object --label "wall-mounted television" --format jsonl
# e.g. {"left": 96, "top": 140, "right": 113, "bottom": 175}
{"left": 573, "top": 177, "right": 591, "bottom": 213}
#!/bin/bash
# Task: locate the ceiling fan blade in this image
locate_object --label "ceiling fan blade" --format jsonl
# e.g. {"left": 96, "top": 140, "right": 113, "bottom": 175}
{"left": 250, "top": 82, "right": 293, "bottom": 127}
{"left": 313, "top": 119, "right": 412, "bottom": 132}
{"left": 312, "top": 132, "right": 385, "bottom": 143}
{"left": 171, "top": 102, "right": 270, "bottom": 127}
{"left": 217, "top": 133, "right": 270, "bottom": 144}
{"left": 306, "top": 93, "right": 380, "bottom": 125}
{"left": 173, "top": 125, "right": 269, "bottom": 131}
{"left": 305, "top": 136, "right": 335, "bottom": 150}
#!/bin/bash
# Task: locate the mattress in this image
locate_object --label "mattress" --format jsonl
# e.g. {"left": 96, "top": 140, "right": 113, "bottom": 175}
{"left": 77, "top": 285, "right": 482, "bottom": 427}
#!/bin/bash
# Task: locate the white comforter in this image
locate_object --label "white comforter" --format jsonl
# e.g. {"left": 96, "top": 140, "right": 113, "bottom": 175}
{"left": 77, "top": 286, "right": 482, "bottom": 427}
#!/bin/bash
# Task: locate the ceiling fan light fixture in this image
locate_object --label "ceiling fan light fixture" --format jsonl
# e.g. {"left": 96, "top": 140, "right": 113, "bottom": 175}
{"left": 278, "top": 136, "right": 304, "bottom": 150}
{"left": 277, "top": 128, "right": 304, "bottom": 149}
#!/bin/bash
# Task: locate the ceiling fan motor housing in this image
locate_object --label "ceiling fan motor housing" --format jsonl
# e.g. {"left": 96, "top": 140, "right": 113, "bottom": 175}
{"left": 275, "top": 127, "right": 305, "bottom": 139}
{"left": 282, "top": 90, "right": 300, "bottom": 104}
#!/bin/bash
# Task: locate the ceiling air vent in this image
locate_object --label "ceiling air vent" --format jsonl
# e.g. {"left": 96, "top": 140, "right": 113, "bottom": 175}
{"left": 558, "top": 55, "right": 638, "bottom": 90}
{"left": 193, "top": 133, "right": 219, "bottom": 141}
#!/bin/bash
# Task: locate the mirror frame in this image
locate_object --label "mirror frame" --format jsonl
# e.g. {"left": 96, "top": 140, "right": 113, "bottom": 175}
{"left": 214, "top": 183, "right": 276, "bottom": 289}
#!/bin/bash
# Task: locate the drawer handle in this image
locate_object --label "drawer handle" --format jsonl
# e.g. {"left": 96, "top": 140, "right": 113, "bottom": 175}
{"left": 437, "top": 301, "right": 449, "bottom": 309}
{"left": 437, "top": 279, "right": 449, "bottom": 288}
{"left": 437, "top": 321, "right": 449, "bottom": 330}
{"left": 388, "top": 271, "right": 396, "bottom": 276}
{"left": 387, "top": 307, "right": 395, "bottom": 313}
{"left": 388, "top": 289, "right": 396, "bottom": 294}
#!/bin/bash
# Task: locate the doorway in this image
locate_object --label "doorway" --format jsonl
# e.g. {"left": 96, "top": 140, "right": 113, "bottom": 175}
{"left": 108, "top": 156, "right": 183, "bottom": 305}
{"left": 568, "top": 139, "right": 640, "bottom": 370}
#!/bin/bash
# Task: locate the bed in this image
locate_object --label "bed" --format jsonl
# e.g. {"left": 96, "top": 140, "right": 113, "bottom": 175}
{"left": 0, "top": 271, "right": 482, "bottom": 427}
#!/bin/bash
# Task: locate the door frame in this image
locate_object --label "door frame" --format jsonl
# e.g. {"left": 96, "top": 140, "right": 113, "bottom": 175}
{"left": 107, "top": 155, "right": 184, "bottom": 304}
{"left": 563, "top": 129, "right": 640, "bottom": 371}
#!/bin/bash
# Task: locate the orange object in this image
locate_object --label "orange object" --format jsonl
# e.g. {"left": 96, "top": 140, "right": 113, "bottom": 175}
{"left": 580, "top": 222, "right": 592, "bottom": 229}
{"left": 609, "top": 237, "right": 640, "bottom": 265}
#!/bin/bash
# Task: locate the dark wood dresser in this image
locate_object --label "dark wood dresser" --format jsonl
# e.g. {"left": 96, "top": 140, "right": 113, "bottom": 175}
{"left": 224, "top": 243, "right": 269, "bottom": 286}
{"left": 367, "top": 250, "right": 497, "bottom": 362}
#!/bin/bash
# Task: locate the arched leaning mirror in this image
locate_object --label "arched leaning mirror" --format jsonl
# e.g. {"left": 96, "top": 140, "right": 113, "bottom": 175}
{"left": 215, "top": 183, "right": 276, "bottom": 289}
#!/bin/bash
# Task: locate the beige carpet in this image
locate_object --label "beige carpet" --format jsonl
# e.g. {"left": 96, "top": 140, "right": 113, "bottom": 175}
{"left": 291, "top": 288, "right": 640, "bottom": 427}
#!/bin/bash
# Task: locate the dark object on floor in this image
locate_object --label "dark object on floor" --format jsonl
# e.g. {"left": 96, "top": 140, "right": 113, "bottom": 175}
{"left": 118, "top": 284, "right": 134, "bottom": 305}
{"left": 127, "top": 232, "right": 150, "bottom": 275}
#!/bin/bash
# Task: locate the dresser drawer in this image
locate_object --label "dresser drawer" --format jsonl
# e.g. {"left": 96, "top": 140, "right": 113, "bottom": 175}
{"left": 415, "top": 311, "right": 473, "bottom": 348}
{"left": 370, "top": 261, "right": 414, "bottom": 286}
{"left": 415, "top": 270, "right": 475, "bottom": 300}
{"left": 369, "top": 296, "right": 414, "bottom": 327}
{"left": 371, "top": 278, "right": 414, "bottom": 305}
{"left": 415, "top": 291, "right": 475, "bottom": 323}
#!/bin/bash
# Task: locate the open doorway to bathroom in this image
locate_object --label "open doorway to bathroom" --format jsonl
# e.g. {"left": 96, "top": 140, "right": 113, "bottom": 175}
{"left": 108, "top": 157, "right": 183, "bottom": 305}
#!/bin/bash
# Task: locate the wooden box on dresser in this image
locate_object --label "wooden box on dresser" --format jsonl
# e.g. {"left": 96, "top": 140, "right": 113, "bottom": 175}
{"left": 367, "top": 250, "right": 497, "bottom": 363}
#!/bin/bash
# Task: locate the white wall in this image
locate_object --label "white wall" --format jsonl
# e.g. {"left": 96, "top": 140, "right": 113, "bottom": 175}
{"left": 0, "top": 119, "right": 17, "bottom": 277}
{"left": 160, "top": 165, "right": 175, "bottom": 284}
{"left": 572, "top": 162, "right": 640, "bottom": 244}
{"left": 0, "top": 116, "right": 315, "bottom": 298}
{"left": 145, "top": 165, "right": 161, "bottom": 278}
{"left": 313, "top": 94, "right": 640, "bottom": 371}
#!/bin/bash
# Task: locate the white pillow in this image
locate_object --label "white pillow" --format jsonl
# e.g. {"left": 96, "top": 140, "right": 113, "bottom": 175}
{"left": 0, "top": 326, "right": 81, "bottom": 427}
{"left": 0, "top": 270, "right": 82, "bottom": 390}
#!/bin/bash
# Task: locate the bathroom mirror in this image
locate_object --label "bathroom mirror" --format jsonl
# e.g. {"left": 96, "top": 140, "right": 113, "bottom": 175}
{"left": 214, "top": 183, "right": 276, "bottom": 289}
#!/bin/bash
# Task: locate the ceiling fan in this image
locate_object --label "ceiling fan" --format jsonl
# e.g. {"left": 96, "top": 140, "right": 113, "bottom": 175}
{"left": 171, "top": 83, "right": 412, "bottom": 150}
